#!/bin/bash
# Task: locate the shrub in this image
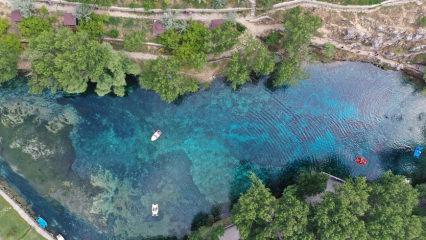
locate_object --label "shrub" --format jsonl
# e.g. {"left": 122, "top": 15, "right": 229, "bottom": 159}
{"left": 123, "top": 31, "right": 145, "bottom": 51}
{"left": 12, "top": 0, "right": 34, "bottom": 18}
{"left": 210, "top": 21, "right": 241, "bottom": 53}
{"left": 0, "top": 17, "right": 10, "bottom": 35}
{"left": 106, "top": 16, "right": 121, "bottom": 25}
{"left": 106, "top": 29, "right": 119, "bottom": 38}
{"left": 158, "top": 21, "right": 210, "bottom": 69}
{"left": 418, "top": 16, "right": 426, "bottom": 27}
{"left": 76, "top": 3, "right": 93, "bottom": 21}
{"left": 18, "top": 16, "right": 53, "bottom": 38}
{"left": 77, "top": 13, "right": 106, "bottom": 39}
{"left": 225, "top": 37, "right": 275, "bottom": 89}
{"left": 322, "top": 43, "right": 336, "bottom": 61}
{"left": 212, "top": 0, "right": 228, "bottom": 8}
{"left": 139, "top": 58, "right": 199, "bottom": 103}
{"left": 0, "top": 34, "right": 21, "bottom": 84}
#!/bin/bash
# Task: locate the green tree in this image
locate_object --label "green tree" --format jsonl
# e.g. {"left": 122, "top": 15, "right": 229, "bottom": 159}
{"left": 123, "top": 31, "right": 146, "bottom": 51}
{"left": 225, "top": 37, "right": 274, "bottom": 89}
{"left": 77, "top": 13, "right": 105, "bottom": 39}
{"left": 231, "top": 173, "right": 276, "bottom": 239}
{"left": 271, "top": 7, "right": 321, "bottom": 87}
{"left": 158, "top": 21, "right": 210, "bottom": 69}
{"left": 282, "top": 7, "right": 321, "bottom": 58}
{"left": 272, "top": 57, "right": 303, "bottom": 87}
{"left": 296, "top": 171, "right": 329, "bottom": 196}
{"left": 313, "top": 177, "right": 371, "bottom": 240}
{"left": 139, "top": 58, "right": 199, "bottom": 103}
{"left": 265, "top": 186, "right": 313, "bottom": 240}
{"left": 0, "top": 34, "right": 21, "bottom": 84}
{"left": 226, "top": 54, "right": 250, "bottom": 90}
{"left": 209, "top": 21, "right": 241, "bottom": 53}
{"left": 92, "top": 44, "right": 140, "bottom": 96}
{"left": 18, "top": 16, "right": 52, "bottom": 38}
{"left": 28, "top": 28, "right": 135, "bottom": 96}
{"left": 366, "top": 171, "right": 423, "bottom": 240}
{"left": 0, "top": 18, "right": 10, "bottom": 35}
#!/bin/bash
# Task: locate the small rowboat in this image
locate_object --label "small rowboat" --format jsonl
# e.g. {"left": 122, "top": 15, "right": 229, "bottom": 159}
{"left": 151, "top": 130, "right": 162, "bottom": 141}
{"left": 355, "top": 156, "right": 368, "bottom": 166}
{"left": 152, "top": 204, "right": 159, "bottom": 216}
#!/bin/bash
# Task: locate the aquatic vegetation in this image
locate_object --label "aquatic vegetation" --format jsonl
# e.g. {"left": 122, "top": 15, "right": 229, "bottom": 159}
{"left": 1, "top": 62, "right": 426, "bottom": 239}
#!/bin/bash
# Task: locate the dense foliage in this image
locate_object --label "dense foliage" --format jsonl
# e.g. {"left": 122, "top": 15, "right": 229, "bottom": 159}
{"left": 231, "top": 173, "right": 276, "bottom": 239}
{"left": 139, "top": 58, "right": 199, "bottom": 102}
{"left": 296, "top": 171, "right": 328, "bottom": 196}
{"left": 209, "top": 21, "right": 242, "bottom": 53}
{"left": 123, "top": 31, "right": 146, "bottom": 51}
{"left": 232, "top": 171, "right": 425, "bottom": 240}
{"left": 226, "top": 37, "right": 275, "bottom": 89}
{"left": 419, "top": 16, "right": 426, "bottom": 27}
{"left": 158, "top": 21, "right": 211, "bottom": 69}
{"left": 0, "top": 34, "right": 21, "bottom": 84}
{"left": 322, "top": 42, "right": 336, "bottom": 61}
{"left": 12, "top": 0, "right": 34, "bottom": 18}
{"left": 158, "top": 21, "right": 242, "bottom": 69}
{"left": 28, "top": 28, "right": 139, "bottom": 96}
{"left": 0, "top": 18, "right": 9, "bottom": 35}
{"left": 272, "top": 7, "right": 321, "bottom": 87}
{"left": 77, "top": 13, "right": 106, "bottom": 39}
{"left": 18, "top": 16, "right": 53, "bottom": 39}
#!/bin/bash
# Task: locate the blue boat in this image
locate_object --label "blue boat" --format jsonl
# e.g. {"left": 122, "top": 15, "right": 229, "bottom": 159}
{"left": 414, "top": 146, "right": 424, "bottom": 158}
{"left": 36, "top": 217, "right": 48, "bottom": 229}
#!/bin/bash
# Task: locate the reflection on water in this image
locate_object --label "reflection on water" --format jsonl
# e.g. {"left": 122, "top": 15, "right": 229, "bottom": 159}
{"left": 1, "top": 62, "right": 426, "bottom": 239}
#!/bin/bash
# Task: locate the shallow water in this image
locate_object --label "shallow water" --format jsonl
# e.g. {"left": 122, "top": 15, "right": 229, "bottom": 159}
{"left": 1, "top": 62, "right": 426, "bottom": 239}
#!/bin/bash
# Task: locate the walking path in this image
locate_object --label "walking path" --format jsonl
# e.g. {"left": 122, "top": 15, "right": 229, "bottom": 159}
{"left": 6, "top": 0, "right": 423, "bottom": 78}
{"left": 29, "top": 0, "right": 422, "bottom": 21}
{"left": 0, "top": 188, "right": 55, "bottom": 240}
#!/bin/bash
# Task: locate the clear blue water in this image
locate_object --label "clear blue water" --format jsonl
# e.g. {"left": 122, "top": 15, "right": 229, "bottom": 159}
{"left": 1, "top": 62, "right": 426, "bottom": 239}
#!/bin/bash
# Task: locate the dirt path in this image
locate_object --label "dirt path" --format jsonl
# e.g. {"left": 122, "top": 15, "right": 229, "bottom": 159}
{"left": 27, "top": 0, "right": 421, "bottom": 21}
{"left": 0, "top": 189, "right": 55, "bottom": 240}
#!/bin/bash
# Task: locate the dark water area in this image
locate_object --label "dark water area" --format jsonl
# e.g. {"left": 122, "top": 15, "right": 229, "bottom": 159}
{"left": 1, "top": 62, "right": 426, "bottom": 239}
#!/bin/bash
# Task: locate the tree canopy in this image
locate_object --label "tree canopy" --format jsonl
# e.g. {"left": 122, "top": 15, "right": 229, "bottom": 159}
{"left": 0, "top": 34, "right": 21, "bottom": 84}
{"left": 231, "top": 173, "right": 276, "bottom": 239}
{"left": 138, "top": 57, "right": 199, "bottom": 103}
{"left": 28, "top": 28, "right": 138, "bottom": 96}
{"left": 18, "top": 16, "right": 53, "bottom": 39}
{"left": 158, "top": 21, "right": 211, "bottom": 69}
{"left": 77, "top": 13, "right": 106, "bottom": 39}
{"left": 271, "top": 7, "right": 321, "bottom": 87}
{"left": 232, "top": 171, "right": 425, "bottom": 240}
{"left": 0, "top": 18, "right": 9, "bottom": 35}
{"left": 225, "top": 37, "right": 275, "bottom": 89}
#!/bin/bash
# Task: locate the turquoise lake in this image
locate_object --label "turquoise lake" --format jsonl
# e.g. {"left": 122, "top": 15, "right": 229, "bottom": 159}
{"left": 0, "top": 62, "right": 426, "bottom": 239}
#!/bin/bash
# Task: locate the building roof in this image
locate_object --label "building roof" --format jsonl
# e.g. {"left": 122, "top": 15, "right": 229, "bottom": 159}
{"left": 152, "top": 20, "right": 165, "bottom": 35}
{"left": 209, "top": 19, "right": 225, "bottom": 29}
{"left": 10, "top": 10, "right": 22, "bottom": 23}
{"left": 63, "top": 13, "right": 76, "bottom": 26}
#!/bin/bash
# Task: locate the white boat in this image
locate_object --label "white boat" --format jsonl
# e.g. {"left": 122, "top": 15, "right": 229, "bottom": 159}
{"left": 151, "top": 130, "right": 162, "bottom": 141}
{"left": 152, "top": 204, "right": 159, "bottom": 216}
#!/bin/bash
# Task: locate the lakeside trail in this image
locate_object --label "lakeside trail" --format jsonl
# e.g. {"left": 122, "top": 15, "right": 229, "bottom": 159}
{"left": 16, "top": 0, "right": 421, "bottom": 78}
{"left": 0, "top": 188, "right": 55, "bottom": 240}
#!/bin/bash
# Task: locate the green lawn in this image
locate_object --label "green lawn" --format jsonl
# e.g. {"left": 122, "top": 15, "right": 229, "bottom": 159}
{"left": 0, "top": 196, "right": 45, "bottom": 240}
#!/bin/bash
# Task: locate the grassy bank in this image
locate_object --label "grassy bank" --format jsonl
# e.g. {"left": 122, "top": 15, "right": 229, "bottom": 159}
{"left": 0, "top": 195, "right": 44, "bottom": 240}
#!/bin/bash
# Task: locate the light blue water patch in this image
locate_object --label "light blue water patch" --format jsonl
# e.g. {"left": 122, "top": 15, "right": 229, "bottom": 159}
{"left": 1, "top": 62, "right": 426, "bottom": 239}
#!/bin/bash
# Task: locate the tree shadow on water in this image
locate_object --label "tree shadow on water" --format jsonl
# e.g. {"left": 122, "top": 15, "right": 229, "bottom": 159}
{"left": 228, "top": 156, "right": 351, "bottom": 205}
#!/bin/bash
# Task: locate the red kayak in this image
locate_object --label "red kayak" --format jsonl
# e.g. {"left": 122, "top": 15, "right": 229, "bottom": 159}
{"left": 355, "top": 156, "right": 368, "bottom": 166}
